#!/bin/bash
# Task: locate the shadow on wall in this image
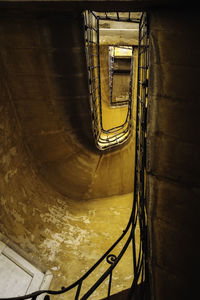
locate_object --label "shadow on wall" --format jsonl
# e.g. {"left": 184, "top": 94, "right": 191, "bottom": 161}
{"left": 44, "top": 12, "right": 95, "bottom": 152}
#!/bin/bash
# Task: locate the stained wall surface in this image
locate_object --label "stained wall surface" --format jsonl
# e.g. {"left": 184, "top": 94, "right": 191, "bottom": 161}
{"left": 1, "top": 2, "right": 200, "bottom": 300}
{"left": 147, "top": 9, "right": 200, "bottom": 300}
{"left": 0, "top": 7, "right": 137, "bottom": 300}
{"left": 0, "top": 10, "right": 135, "bottom": 201}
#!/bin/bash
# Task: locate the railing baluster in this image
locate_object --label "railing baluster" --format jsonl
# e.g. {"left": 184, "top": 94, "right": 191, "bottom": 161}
{"left": 75, "top": 282, "right": 82, "bottom": 300}
{"left": 107, "top": 272, "right": 112, "bottom": 299}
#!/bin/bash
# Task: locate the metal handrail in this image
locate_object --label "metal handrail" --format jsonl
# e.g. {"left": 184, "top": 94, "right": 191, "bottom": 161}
{"left": 95, "top": 12, "right": 140, "bottom": 23}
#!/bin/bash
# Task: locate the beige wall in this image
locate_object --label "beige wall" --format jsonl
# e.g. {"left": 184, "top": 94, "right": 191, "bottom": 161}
{"left": 0, "top": 63, "right": 136, "bottom": 298}
{"left": 0, "top": 12, "right": 135, "bottom": 201}
{"left": 0, "top": 9, "right": 138, "bottom": 299}
{"left": 1, "top": 3, "right": 199, "bottom": 299}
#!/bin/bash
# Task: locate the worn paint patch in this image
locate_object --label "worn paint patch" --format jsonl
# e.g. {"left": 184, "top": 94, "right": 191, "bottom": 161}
{"left": 0, "top": 97, "right": 135, "bottom": 299}
{"left": 1, "top": 147, "right": 17, "bottom": 166}
{"left": 40, "top": 233, "right": 63, "bottom": 262}
{"left": 4, "top": 168, "right": 18, "bottom": 183}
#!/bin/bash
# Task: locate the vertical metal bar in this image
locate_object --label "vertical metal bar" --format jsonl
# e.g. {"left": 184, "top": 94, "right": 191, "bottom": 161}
{"left": 129, "top": 46, "right": 134, "bottom": 115}
{"left": 75, "top": 282, "right": 82, "bottom": 300}
{"left": 132, "top": 230, "right": 137, "bottom": 277}
{"left": 107, "top": 272, "right": 112, "bottom": 299}
{"left": 97, "top": 16, "right": 103, "bottom": 128}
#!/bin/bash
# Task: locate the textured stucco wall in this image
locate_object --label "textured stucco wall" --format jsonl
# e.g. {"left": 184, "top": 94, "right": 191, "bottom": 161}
{"left": 147, "top": 9, "right": 200, "bottom": 300}
{"left": 0, "top": 8, "right": 138, "bottom": 300}
{"left": 0, "top": 10, "right": 135, "bottom": 201}
{"left": 1, "top": 3, "right": 199, "bottom": 300}
{"left": 0, "top": 78, "right": 137, "bottom": 298}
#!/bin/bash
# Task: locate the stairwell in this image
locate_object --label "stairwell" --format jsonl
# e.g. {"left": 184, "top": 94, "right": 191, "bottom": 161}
{"left": 0, "top": 6, "right": 137, "bottom": 300}
{"left": 1, "top": 1, "right": 200, "bottom": 300}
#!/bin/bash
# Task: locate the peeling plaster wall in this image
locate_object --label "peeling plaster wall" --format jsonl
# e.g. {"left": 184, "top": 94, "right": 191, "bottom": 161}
{"left": 0, "top": 91, "right": 136, "bottom": 298}
{"left": 0, "top": 11, "right": 135, "bottom": 201}
{"left": 0, "top": 8, "right": 138, "bottom": 300}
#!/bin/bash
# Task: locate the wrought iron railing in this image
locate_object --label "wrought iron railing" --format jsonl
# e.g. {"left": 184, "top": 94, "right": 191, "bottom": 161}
{"left": 94, "top": 12, "right": 140, "bottom": 23}
{"left": 84, "top": 11, "right": 139, "bottom": 151}
{"left": 109, "top": 46, "right": 132, "bottom": 107}
{"left": 0, "top": 196, "right": 144, "bottom": 300}
{"left": 134, "top": 11, "right": 149, "bottom": 292}
{"left": 0, "top": 12, "right": 149, "bottom": 300}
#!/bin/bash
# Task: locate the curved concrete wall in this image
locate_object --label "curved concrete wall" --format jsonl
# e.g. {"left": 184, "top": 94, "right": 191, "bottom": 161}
{"left": 1, "top": 2, "right": 199, "bottom": 300}
{"left": 0, "top": 89, "right": 134, "bottom": 297}
{"left": 0, "top": 11, "right": 134, "bottom": 201}
{"left": 0, "top": 8, "right": 136, "bottom": 299}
